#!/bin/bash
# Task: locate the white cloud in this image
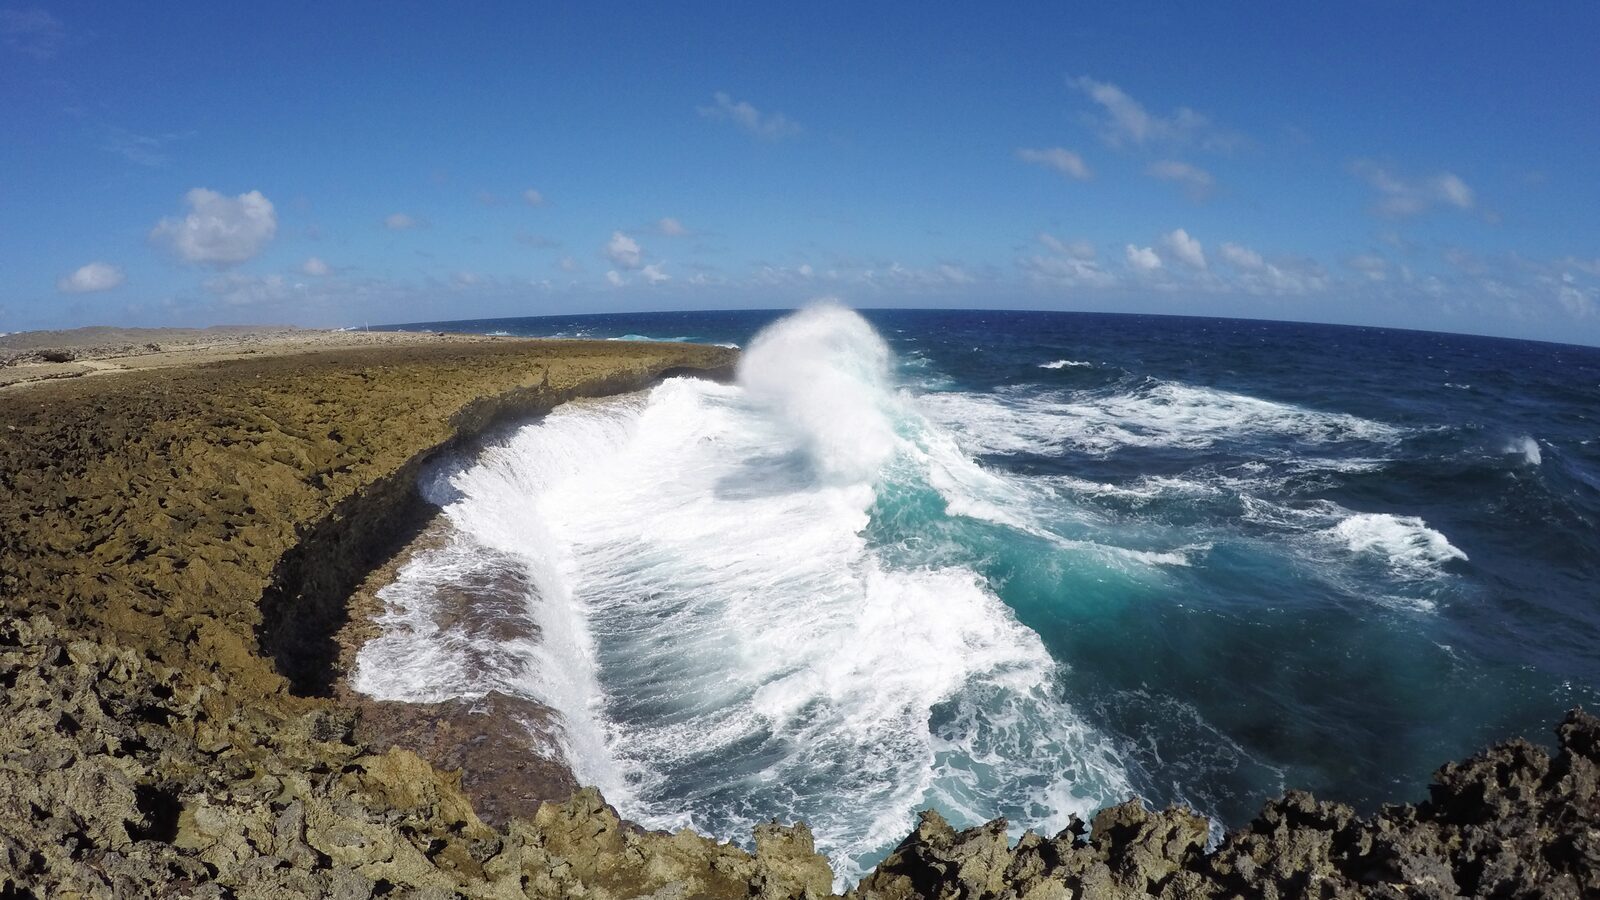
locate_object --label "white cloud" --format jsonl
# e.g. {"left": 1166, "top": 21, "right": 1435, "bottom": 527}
{"left": 698, "top": 91, "right": 802, "bottom": 140}
{"left": 1016, "top": 147, "right": 1092, "bottom": 180}
{"left": 605, "top": 231, "right": 642, "bottom": 269}
{"left": 1022, "top": 234, "right": 1114, "bottom": 287}
{"left": 300, "top": 256, "right": 331, "bottom": 277}
{"left": 937, "top": 264, "right": 974, "bottom": 284}
{"left": 1219, "top": 242, "right": 1264, "bottom": 270}
{"left": 640, "top": 263, "right": 671, "bottom": 285}
{"left": 1070, "top": 76, "right": 1242, "bottom": 151}
{"left": 1161, "top": 228, "right": 1206, "bottom": 269}
{"left": 1147, "top": 160, "right": 1215, "bottom": 199}
{"left": 384, "top": 212, "right": 419, "bottom": 230}
{"left": 657, "top": 217, "right": 688, "bottom": 236}
{"left": 523, "top": 189, "right": 545, "bottom": 206}
{"left": 1217, "top": 241, "right": 1328, "bottom": 295}
{"left": 56, "top": 261, "right": 124, "bottom": 293}
{"left": 605, "top": 270, "right": 625, "bottom": 287}
{"left": 1038, "top": 233, "right": 1097, "bottom": 260}
{"left": 1352, "top": 162, "right": 1477, "bottom": 218}
{"left": 1125, "top": 244, "right": 1163, "bottom": 271}
{"left": 1, "top": 7, "right": 64, "bottom": 60}
{"left": 1557, "top": 273, "right": 1594, "bottom": 318}
{"left": 150, "top": 188, "right": 277, "bottom": 267}
{"left": 558, "top": 256, "right": 581, "bottom": 273}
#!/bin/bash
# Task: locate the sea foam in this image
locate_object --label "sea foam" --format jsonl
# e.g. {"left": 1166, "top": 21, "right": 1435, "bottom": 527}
{"left": 355, "top": 304, "right": 1134, "bottom": 881}
{"left": 1329, "top": 513, "right": 1468, "bottom": 577}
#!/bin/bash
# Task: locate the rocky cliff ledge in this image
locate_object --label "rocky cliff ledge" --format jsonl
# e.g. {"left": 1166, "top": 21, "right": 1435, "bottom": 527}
{"left": 1, "top": 339, "right": 1595, "bottom": 898}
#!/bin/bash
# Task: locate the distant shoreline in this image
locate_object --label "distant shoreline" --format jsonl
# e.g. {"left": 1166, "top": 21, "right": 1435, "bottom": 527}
{"left": 0, "top": 324, "right": 531, "bottom": 391}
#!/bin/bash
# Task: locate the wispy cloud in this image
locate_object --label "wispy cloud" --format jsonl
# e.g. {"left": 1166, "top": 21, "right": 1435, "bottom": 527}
{"left": 656, "top": 217, "right": 688, "bottom": 237}
{"left": 523, "top": 188, "right": 545, "bottom": 207}
{"left": 300, "top": 256, "right": 331, "bottom": 277}
{"left": 1147, "top": 160, "right": 1214, "bottom": 199}
{"left": 1, "top": 7, "right": 64, "bottom": 60}
{"left": 201, "top": 272, "right": 295, "bottom": 306}
{"left": 1345, "top": 253, "right": 1391, "bottom": 282}
{"left": 515, "top": 232, "right": 560, "bottom": 249}
{"left": 384, "top": 212, "right": 420, "bottom": 230}
{"left": 1070, "top": 76, "right": 1243, "bottom": 151}
{"left": 698, "top": 92, "right": 802, "bottom": 140}
{"left": 1016, "top": 146, "right": 1092, "bottom": 180}
{"left": 1021, "top": 233, "right": 1115, "bottom": 287}
{"left": 1218, "top": 241, "right": 1329, "bottom": 295}
{"left": 1351, "top": 161, "right": 1476, "bottom": 218}
{"left": 102, "top": 126, "right": 194, "bottom": 167}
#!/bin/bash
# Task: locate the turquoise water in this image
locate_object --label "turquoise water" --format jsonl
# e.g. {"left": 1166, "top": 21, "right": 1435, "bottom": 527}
{"left": 362, "top": 306, "right": 1600, "bottom": 879}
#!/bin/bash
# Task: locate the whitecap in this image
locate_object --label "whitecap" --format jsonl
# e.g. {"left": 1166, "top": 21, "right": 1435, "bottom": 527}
{"left": 1328, "top": 513, "right": 1468, "bottom": 578}
{"left": 1503, "top": 435, "right": 1542, "bottom": 466}
{"left": 918, "top": 382, "right": 1401, "bottom": 457}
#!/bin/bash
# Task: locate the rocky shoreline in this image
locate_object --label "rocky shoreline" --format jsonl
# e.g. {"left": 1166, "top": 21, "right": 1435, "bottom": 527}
{"left": 1, "top": 335, "right": 1595, "bottom": 898}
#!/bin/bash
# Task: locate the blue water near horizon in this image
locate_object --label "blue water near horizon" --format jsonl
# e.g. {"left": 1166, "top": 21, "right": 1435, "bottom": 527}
{"left": 366, "top": 307, "right": 1600, "bottom": 876}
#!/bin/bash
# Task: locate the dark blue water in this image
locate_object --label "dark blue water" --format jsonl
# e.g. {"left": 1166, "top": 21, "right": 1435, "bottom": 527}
{"left": 384, "top": 308, "right": 1600, "bottom": 841}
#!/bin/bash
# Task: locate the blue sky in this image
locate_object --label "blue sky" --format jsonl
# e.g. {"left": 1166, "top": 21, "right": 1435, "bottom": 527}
{"left": 3, "top": 3, "right": 1599, "bottom": 344}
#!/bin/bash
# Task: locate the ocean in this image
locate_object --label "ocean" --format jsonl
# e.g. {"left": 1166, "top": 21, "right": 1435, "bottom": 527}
{"left": 354, "top": 306, "right": 1600, "bottom": 881}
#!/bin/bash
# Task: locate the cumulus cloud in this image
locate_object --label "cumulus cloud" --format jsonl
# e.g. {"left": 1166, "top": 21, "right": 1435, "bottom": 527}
{"left": 384, "top": 212, "right": 420, "bottom": 230}
{"left": 1147, "top": 160, "right": 1215, "bottom": 199}
{"left": 150, "top": 188, "right": 277, "bottom": 267}
{"left": 1070, "top": 76, "right": 1242, "bottom": 151}
{"left": 523, "top": 189, "right": 545, "bottom": 206}
{"left": 300, "top": 256, "right": 331, "bottom": 277}
{"left": 1161, "top": 228, "right": 1206, "bottom": 269}
{"left": 1016, "top": 147, "right": 1092, "bottom": 180}
{"left": 1125, "top": 244, "right": 1162, "bottom": 272}
{"left": 656, "top": 217, "right": 688, "bottom": 236}
{"left": 605, "top": 231, "right": 642, "bottom": 269}
{"left": 640, "top": 263, "right": 671, "bottom": 285}
{"left": 1352, "top": 161, "right": 1476, "bottom": 218}
{"left": 1, "top": 7, "right": 64, "bottom": 59}
{"left": 56, "top": 261, "right": 124, "bottom": 293}
{"left": 698, "top": 91, "right": 802, "bottom": 140}
{"left": 605, "top": 270, "right": 625, "bottom": 287}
